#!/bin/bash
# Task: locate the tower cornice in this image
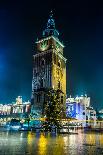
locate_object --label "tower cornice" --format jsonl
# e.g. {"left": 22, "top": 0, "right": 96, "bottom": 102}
{"left": 53, "top": 49, "right": 67, "bottom": 63}
{"left": 33, "top": 48, "right": 67, "bottom": 63}
{"left": 35, "top": 35, "right": 65, "bottom": 48}
{"left": 33, "top": 49, "right": 53, "bottom": 58}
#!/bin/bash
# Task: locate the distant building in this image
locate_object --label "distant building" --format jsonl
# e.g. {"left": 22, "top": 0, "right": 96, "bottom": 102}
{"left": 99, "top": 109, "right": 103, "bottom": 114}
{"left": 16, "top": 96, "right": 22, "bottom": 105}
{"left": 94, "top": 109, "right": 103, "bottom": 128}
{"left": 66, "top": 95, "right": 96, "bottom": 127}
{"left": 98, "top": 109, "right": 103, "bottom": 119}
{"left": 0, "top": 96, "right": 31, "bottom": 116}
{"left": 86, "top": 106, "right": 96, "bottom": 127}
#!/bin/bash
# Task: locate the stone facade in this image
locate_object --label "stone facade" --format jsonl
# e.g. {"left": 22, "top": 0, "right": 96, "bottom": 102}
{"left": 31, "top": 12, "right": 67, "bottom": 115}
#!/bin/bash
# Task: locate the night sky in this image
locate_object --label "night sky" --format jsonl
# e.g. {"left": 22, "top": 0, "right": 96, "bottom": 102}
{"left": 0, "top": 0, "right": 103, "bottom": 109}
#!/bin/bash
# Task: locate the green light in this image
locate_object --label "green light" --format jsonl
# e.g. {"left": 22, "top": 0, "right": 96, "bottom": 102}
{"left": 41, "top": 40, "right": 48, "bottom": 50}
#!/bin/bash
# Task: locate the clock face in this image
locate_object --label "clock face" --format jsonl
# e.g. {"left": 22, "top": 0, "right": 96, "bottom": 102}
{"left": 40, "top": 40, "right": 48, "bottom": 51}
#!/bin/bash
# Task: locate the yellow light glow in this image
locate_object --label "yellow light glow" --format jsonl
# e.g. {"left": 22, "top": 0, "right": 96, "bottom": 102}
{"left": 99, "top": 134, "right": 103, "bottom": 146}
{"left": 27, "top": 132, "right": 33, "bottom": 144}
{"left": 38, "top": 133, "right": 47, "bottom": 155}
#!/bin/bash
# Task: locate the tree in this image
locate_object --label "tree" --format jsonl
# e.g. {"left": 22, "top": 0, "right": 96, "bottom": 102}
{"left": 44, "top": 88, "right": 66, "bottom": 128}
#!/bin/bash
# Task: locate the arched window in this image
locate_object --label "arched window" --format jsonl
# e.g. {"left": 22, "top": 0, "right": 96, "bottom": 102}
{"left": 41, "top": 59, "right": 45, "bottom": 66}
{"left": 41, "top": 78, "right": 43, "bottom": 87}
{"left": 37, "top": 94, "right": 40, "bottom": 103}
{"left": 58, "top": 60, "right": 61, "bottom": 67}
{"left": 58, "top": 81, "right": 60, "bottom": 89}
{"left": 33, "top": 68, "right": 37, "bottom": 76}
{"left": 61, "top": 96, "right": 63, "bottom": 104}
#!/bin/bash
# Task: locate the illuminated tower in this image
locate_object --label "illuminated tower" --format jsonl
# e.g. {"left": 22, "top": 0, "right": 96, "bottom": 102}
{"left": 31, "top": 11, "right": 67, "bottom": 115}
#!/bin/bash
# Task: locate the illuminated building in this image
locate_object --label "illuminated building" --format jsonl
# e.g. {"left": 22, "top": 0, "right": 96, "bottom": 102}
{"left": 66, "top": 95, "right": 96, "bottom": 127}
{"left": 94, "top": 109, "right": 103, "bottom": 128}
{"left": 16, "top": 96, "right": 22, "bottom": 105}
{"left": 0, "top": 104, "right": 11, "bottom": 115}
{"left": 0, "top": 96, "right": 31, "bottom": 116}
{"left": 99, "top": 109, "right": 103, "bottom": 114}
{"left": 31, "top": 11, "right": 67, "bottom": 115}
{"left": 96, "top": 109, "right": 103, "bottom": 122}
{"left": 86, "top": 106, "right": 96, "bottom": 127}
{"left": 97, "top": 109, "right": 103, "bottom": 119}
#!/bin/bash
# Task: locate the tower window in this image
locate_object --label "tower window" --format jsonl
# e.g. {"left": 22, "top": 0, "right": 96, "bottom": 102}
{"left": 44, "top": 94, "right": 46, "bottom": 102}
{"left": 37, "top": 94, "right": 40, "bottom": 103}
{"left": 41, "top": 78, "right": 43, "bottom": 87}
{"left": 58, "top": 61, "right": 60, "bottom": 67}
{"left": 58, "top": 81, "right": 60, "bottom": 89}
{"left": 33, "top": 68, "right": 38, "bottom": 76}
{"left": 57, "top": 70, "right": 59, "bottom": 75}
{"left": 54, "top": 54, "right": 56, "bottom": 64}
{"left": 61, "top": 96, "right": 63, "bottom": 104}
{"left": 41, "top": 59, "right": 45, "bottom": 66}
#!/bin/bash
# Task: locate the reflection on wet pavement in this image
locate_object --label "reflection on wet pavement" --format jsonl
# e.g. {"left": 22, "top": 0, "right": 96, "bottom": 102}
{"left": 0, "top": 130, "right": 103, "bottom": 155}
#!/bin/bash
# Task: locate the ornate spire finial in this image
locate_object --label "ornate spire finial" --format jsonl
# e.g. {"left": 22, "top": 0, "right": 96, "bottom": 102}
{"left": 50, "top": 10, "right": 53, "bottom": 18}
{"left": 42, "top": 10, "right": 59, "bottom": 38}
{"left": 46, "top": 10, "right": 55, "bottom": 29}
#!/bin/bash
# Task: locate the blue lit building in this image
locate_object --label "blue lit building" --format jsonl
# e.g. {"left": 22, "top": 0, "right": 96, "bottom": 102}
{"left": 66, "top": 102, "right": 76, "bottom": 118}
{"left": 66, "top": 95, "right": 91, "bottom": 127}
{"left": 66, "top": 95, "right": 97, "bottom": 127}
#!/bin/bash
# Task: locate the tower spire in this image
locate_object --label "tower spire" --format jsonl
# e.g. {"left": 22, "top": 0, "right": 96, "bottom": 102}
{"left": 49, "top": 10, "right": 53, "bottom": 18}
{"left": 42, "top": 11, "right": 59, "bottom": 38}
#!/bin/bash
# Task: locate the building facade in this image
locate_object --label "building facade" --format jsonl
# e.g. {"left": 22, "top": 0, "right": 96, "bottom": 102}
{"left": 66, "top": 95, "right": 93, "bottom": 127}
{"left": 0, "top": 96, "right": 31, "bottom": 116}
{"left": 31, "top": 12, "right": 67, "bottom": 115}
{"left": 86, "top": 106, "right": 96, "bottom": 127}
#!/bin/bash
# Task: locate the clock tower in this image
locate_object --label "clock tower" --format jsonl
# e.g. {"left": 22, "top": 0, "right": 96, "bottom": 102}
{"left": 31, "top": 11, "right": 67, "bottom": 116}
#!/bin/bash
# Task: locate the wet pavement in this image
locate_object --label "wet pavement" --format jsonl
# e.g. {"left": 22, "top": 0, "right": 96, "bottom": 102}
{"left": 0, "top": 130, "right": 103, "bottom": 155}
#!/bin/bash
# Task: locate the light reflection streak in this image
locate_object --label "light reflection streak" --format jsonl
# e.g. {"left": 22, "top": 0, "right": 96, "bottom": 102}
{"left": 54, "top": 136, "right": 65, "bottom": 155}
{"left": 38, "top": 133, "right": 47, "bottom": 155}
{"left": 69, "top": 135, "right": 76, "bottom": 145}
{"left": 85, "top": 134, "right": 96, "bottom": 145}
{"left": 1, "top": 131, "right": 103, "bottom": 155}
{"left": 20, "top": 132, "right": 23, "bottom": 141}
{"left": 27, "top": 132, "right": 34, "bottom": 145}
{"left": 98, "top": 134, "right": 103, "bottom": 146}
{"left": 27, "top": 131, "right": 35, "bottom": 154}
